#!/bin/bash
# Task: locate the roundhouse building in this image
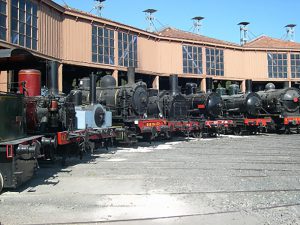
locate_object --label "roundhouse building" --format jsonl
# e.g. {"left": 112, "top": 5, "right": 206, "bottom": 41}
{"left": 0, "top": 0, "right": 300, "bottom": 93}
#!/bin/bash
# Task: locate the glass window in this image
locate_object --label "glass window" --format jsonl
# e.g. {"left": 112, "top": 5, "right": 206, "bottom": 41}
{"left": 0, "top": 0, "right": 6, "bottom": 40}
{"left": 291, "top": 53, "right": 300, "bottom": 78}
{"left": 10, "top": 0, "right": 38, "bottom": 49}
{"left": 91, "top": 24, "right": 114, "bottom": 65}
{"left": 267, "top": 53, "right": 288, "bottom": 78}
{"left": 118, "top": 31, "right": 138, "bottom": 67}
{"left": 206, "top": 47, "right": 224, "bottom": 76}
{"left": 182, "top": 45, "right": 203, "bottom": 74}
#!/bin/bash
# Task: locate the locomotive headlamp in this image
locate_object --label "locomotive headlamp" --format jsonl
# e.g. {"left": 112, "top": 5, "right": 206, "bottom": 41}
{"left": 293, "top": 97, "right": 299, "bottom": 103}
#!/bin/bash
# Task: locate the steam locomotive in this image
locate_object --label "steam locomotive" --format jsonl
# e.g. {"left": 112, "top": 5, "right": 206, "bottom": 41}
{"left": 218, "top": 80, "right": 272, "bottom": 134}
{"left": 0, "top": 63, "right": 116, "bottom": 192}
{"left": 257, "top": 83, "right": 300, "bottom": 133}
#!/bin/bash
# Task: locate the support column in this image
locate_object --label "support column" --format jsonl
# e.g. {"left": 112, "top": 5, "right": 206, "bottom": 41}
{"left": 8, "top": 70, "right": 14, "bottom": 92}
{"left": 241, "top": 80, "right": 246, "bottom": 93}
{"left": 152, "top": 75, "right": 159, "bottom": 90}
{"left": 201, "top": 78, "right": 206, "bottom": 92}
{"left": 58, "top": 63, "right": 63, "bottom": 93}
{"left": 0, "top": 71, "right": 8, "bottom": 92}
{"left": 112, "top": 70, "right": 118, "bottom": 86}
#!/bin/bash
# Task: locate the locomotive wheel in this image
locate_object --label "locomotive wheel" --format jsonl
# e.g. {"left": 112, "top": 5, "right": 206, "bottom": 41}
{"left": 0, "top": 171, "right": 3, "bottom": 193}
{"left": 192, "top": 131, "right": 202, "bottom": 138}
{"left": 165, "top": 131, "right": 172, "bottom": 140}
{"left": 233, "top": 127, "right": 242, "bottom": 135}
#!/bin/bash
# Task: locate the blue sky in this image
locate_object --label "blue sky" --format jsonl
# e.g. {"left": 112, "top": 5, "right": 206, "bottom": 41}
{"left": 53, "top": 0, "right": 300, "bottom": 44}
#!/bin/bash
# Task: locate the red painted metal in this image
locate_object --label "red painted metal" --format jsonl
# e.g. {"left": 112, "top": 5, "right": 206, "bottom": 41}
{"left": 283, "top": 117, "right": 300, "bottom": 125}
{"left": 197, "top": 104, "right": 205, "bottom": 109}
{"left": 6, "top": 145, "right": 14, "bottom": 159}
{"left": 18, "top": 69, "right": 41, "bottom": 97}
{"left": 244, "top": 118, "right": 272, "bottom": 126}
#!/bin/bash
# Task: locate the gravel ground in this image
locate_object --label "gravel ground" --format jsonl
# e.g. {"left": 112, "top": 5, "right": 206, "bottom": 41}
{"left": 1, "top": 134, "right": 300, "bottom": 225}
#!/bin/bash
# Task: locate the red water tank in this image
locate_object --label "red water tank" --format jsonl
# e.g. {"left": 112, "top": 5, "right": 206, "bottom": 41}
{"left": 19, "top": 69, "right": 41, "bottom": 97}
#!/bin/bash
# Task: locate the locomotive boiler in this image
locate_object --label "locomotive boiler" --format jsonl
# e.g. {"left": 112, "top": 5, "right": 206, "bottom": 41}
{"left": 257, "top": 83, "right": 300, "bottom": 117}
{"left": 221, "top": 80, "right": 263, "bottom": 117}
{"left": 147, "top": 74, "right": 189, "bottom": 120}
{"left": 184, "top": 77, "right": 223, "bottom": 119}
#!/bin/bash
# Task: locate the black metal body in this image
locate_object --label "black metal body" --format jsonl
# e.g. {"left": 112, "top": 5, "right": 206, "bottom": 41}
{"left": 222, "top": 92, "right": 263, "bottom": 117}
{"left": 0, "top": 93, "right": 42, "bottom": 192}
{"left": 185, "top": 92, "right": 223, "bottom": 119}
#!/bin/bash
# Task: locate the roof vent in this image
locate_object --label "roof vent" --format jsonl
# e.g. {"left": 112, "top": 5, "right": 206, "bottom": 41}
{"left": 285, "top": 24, "right": 296, "bottom": 42}
{"left": 143, "top": 9, "right": 157, "bottom": 32}
{"left": 192, "top": 16, "right": 204, "bottom": 34}
{"left": 238, "top": 22, "right": 250, "bottom": 45}
{"left": 92, "top": 0, "right": 106, "bottom": 17}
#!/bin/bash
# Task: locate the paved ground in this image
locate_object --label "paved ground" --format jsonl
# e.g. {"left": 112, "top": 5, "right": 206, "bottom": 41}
{"left": 1, "top": 134, "right": 300, "bottom": 225}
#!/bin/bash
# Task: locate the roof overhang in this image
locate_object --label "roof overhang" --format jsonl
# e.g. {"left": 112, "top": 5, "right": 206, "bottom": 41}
{"left": 0, "top": 48, "right": 40, "bottom": 71}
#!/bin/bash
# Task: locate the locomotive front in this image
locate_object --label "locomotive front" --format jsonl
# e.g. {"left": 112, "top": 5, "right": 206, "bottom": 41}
{"left": 96, "top": 67, "right": 149, "bottom": 120}
{"left": 221, "top": 80, "right": 262, "bottom": 117}
{"left": 147, "top": 74, "right": 189, "bottom": 120}
{"left": 185, "top": 78, "right": 223, "bottom": 119}
{"left": 257, "top": 83, "right": 300, "bottom": 116}
{"left": 20, "top": 64, "right": 76, "bottom": 134}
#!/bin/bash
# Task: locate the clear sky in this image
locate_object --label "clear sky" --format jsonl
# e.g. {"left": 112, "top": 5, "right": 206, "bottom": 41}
{"left": 53, "top": 0, "right": 300, "bottom": 44}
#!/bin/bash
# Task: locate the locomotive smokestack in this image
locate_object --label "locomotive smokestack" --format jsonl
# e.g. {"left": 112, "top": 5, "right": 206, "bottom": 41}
{"left": 206, "top": 77, "right": 213, "bottom": 93}
{"left": 283, "top": 81, "right": 289, "bottom": 88}
{"left": 169, "top": 74, "right": 179, "bottom": 96}
{"left": 48, "top": 61, "right": 59, "bottom": 95}
{"left": 127, "top": 67, "right": 135, "bottom": 85}
{"left": 90, "top": 72, "right": 97, "bottom": 105}
{"left": 245, "top": 79, "right": 253, "bottom": 93}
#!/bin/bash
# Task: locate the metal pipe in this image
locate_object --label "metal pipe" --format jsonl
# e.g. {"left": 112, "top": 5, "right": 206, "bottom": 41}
{"left": 127, "top": 67, "right": 135, "bottom": 85}
{"left": 90, "top": 73, "right": 97, "bottom": 105}
{"left": 206, "top": 77, "right": 213, "bottom": 93}
{"left": 169, "top": 74, "right": 179, "bottom": 96}
{"left": 48, "top": 61, "right": 59, "bottom": 95}
{"left": 245, "top": 79, "right": 253, "bottom": 93}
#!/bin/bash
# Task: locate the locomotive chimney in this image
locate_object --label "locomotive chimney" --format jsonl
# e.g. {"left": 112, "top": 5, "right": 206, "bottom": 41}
{"left": 127, "top": 67, "right": 135, "bottom": 85}
{"left": 206, "top": 77, "right": 213, "bottom": 93}
{"left": 283, "top": 81, "right": 290, "bottom": 88}
{"left": 48, "top": 61, "right": 59, "bottom": 95}
{"left": 245, "top": 79, "right": 253, "bottom": 93}
{"left": 169, "top": 74, "right": 179, "bottom": 96}
{"left": 90, "top": 72, "right": 97, "bottom": 105}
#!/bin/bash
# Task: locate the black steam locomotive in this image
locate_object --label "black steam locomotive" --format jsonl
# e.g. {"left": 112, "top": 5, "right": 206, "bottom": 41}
{"left": 221, "top": 80, "right": 263, "bottom": 118}
{"left": 257, "top": 83, "right": 300, "bottom": 133}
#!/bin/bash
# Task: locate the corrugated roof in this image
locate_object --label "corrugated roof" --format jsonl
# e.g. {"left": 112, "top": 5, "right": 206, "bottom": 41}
{"left": 244, "top": 35, "right": 300, "bottom": 49}
{"left": 157, "top": 27, "right": 240, "bottom": 47}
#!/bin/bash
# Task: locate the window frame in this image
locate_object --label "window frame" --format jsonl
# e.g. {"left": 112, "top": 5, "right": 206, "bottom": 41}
{"left": 291, "top": 53, "right": 300, "bottom": 79}
{"left": 10, "top": 0, "right": 38, "bottom": 50}
{"left": 205, "top": 47, "right": 224, "bottom": 76}
{"left": 182, "top": 45, "right": 203, "bottom": 75}
{"left": 267, "top": 53, "right": 288, "bottom": 79}
{"left": 0, "top": 0, "right": 7, "bottom": 41}
{"left": 118, "top": 31, "right": 138, "bottom": 67}
{"left": 92, "top": 24, "right": 115, "bottom": 65}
